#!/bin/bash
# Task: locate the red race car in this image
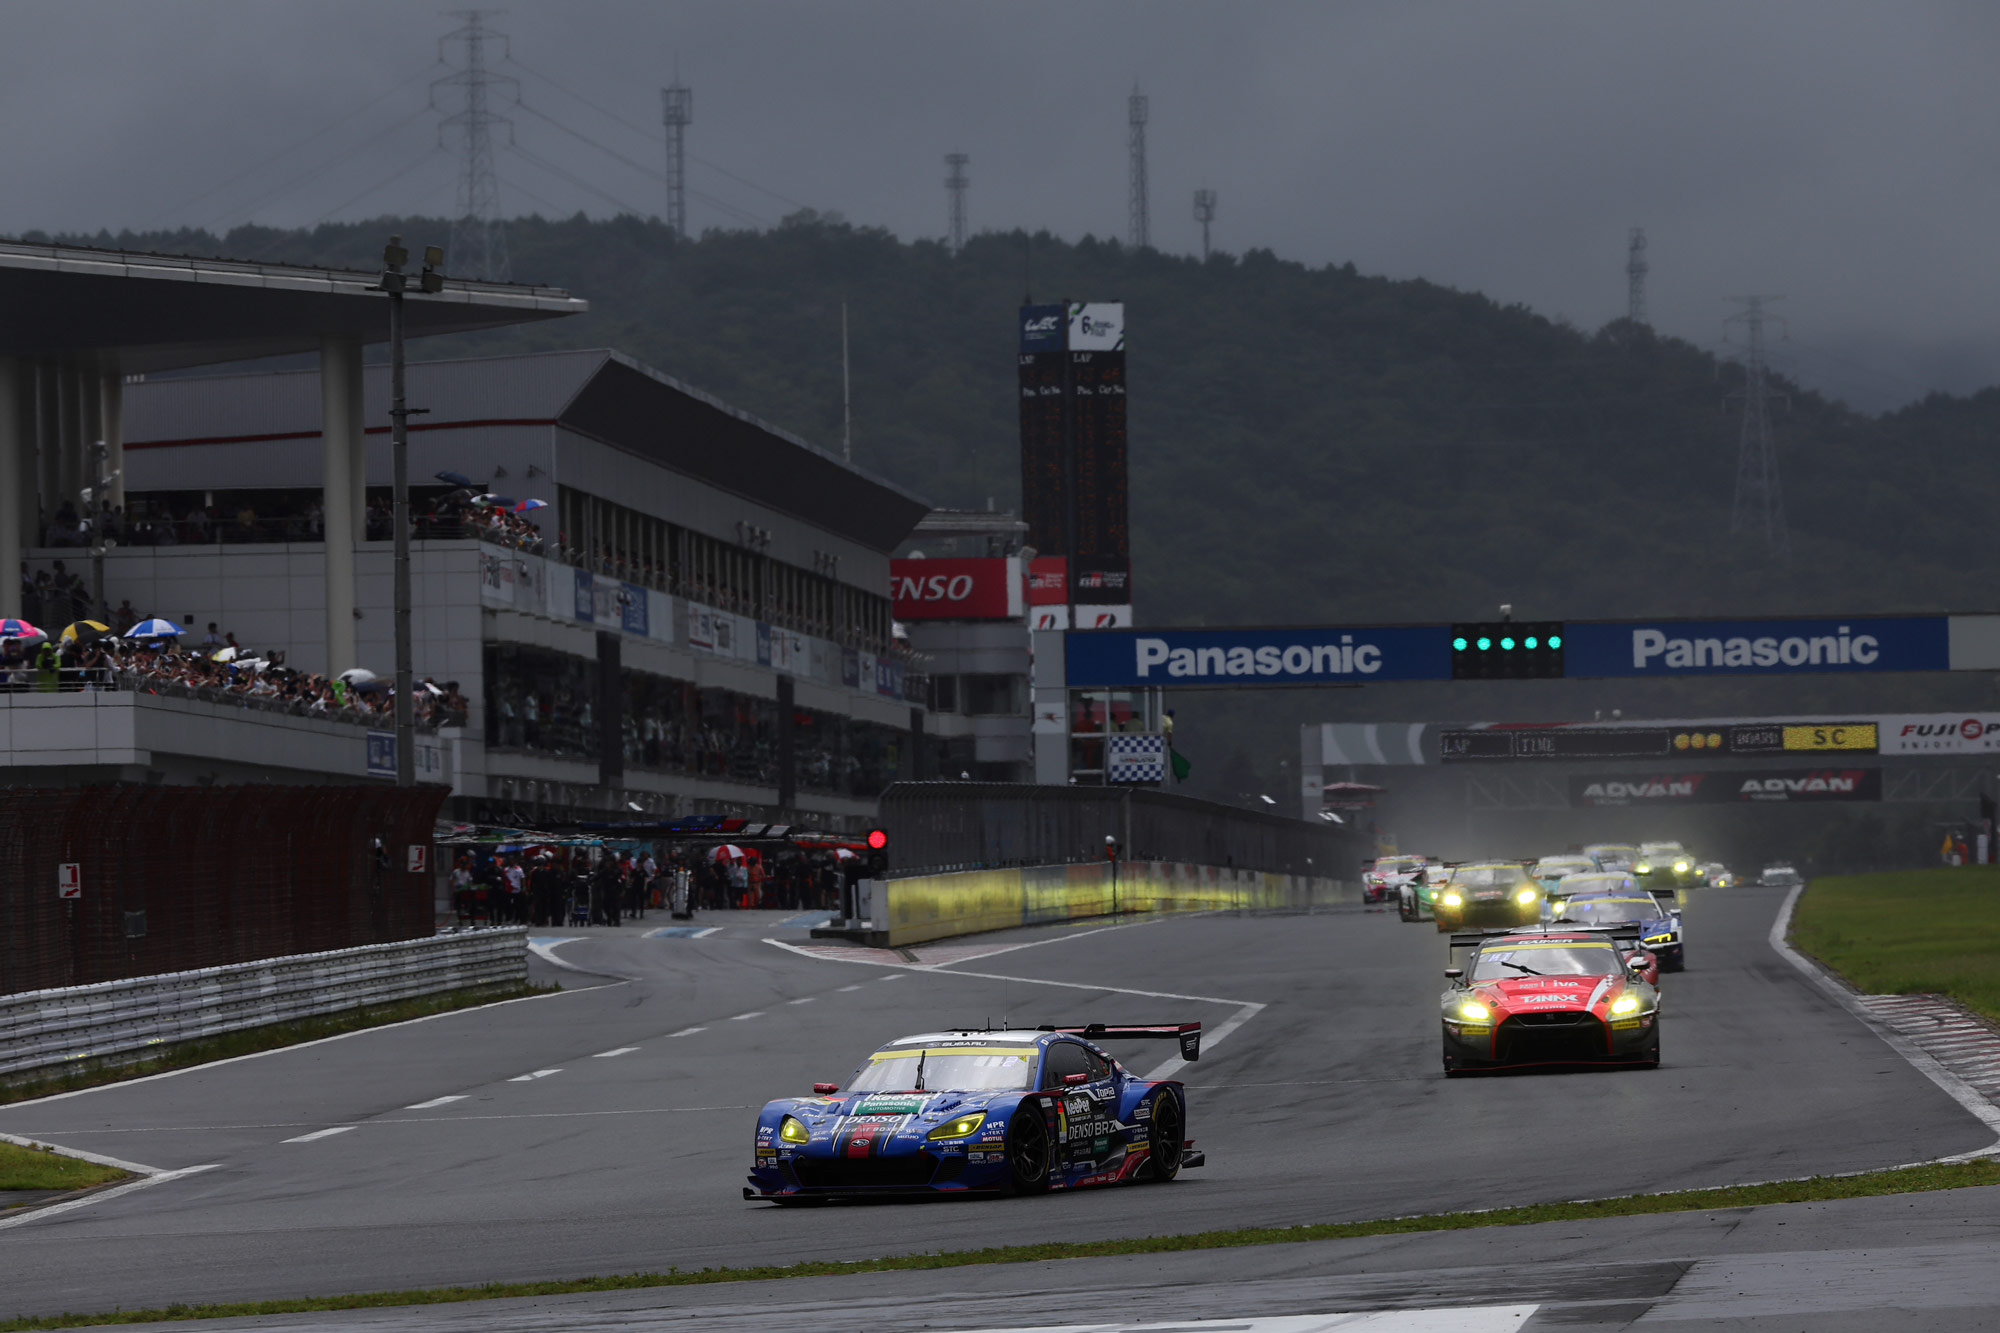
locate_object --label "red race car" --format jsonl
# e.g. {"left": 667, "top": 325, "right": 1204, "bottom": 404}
{"left": 1361, "top": 855, "right": 1432, "bottom": 905}
{"left": 1440, "top": 926, "right": 1662, "bottom": 1075}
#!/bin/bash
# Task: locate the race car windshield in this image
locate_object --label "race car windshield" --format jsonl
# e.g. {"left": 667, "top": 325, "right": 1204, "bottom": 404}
{"left": 1452, "top": 866, "right": 1530, "bottom": 888}
{"left": 1376, "top": 858, "right": 1423, "bottom": 873}
{"left": 1639, "top": 843, "right": 1685, "bottom": 857}
{"left": 847, "top": 1047, "right": 1038, "bottom": 1093}
{"left": 1558, "top": 874, "right": 1635, "bottom": 895}
{"left": 1559, "top": 897, "right": 1658, "bottom": 925}
{"left": 1472, "top": 943, "right": 1619, "bottom": 980}
{"left": 1534, "top": 860, "right": 1591, "bottom": 877}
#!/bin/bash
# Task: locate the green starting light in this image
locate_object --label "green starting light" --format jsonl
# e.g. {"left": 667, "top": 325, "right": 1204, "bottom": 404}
{"left": 1549, "top": 634, "right": 1563, "bottom": 649}
{"left": 1525, "top": 636, "right": 1539, "bottom": 649}
{"left": 1500, "top": 636, "right": 1516, "bottom": 650}
{"left": 1476, "top": 636, "right": 1492, "bottom": 651}
{"left": 1451, "top": 621, "right": 1566, "bottom": 681}
{"left": 1452, "top": 636, "right": 1468, "bottom": 651}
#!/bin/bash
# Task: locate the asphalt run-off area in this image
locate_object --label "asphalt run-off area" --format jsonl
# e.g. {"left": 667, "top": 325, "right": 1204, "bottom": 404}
{"left": 3, "top": 889, "right": 1997, "bottom": 1331}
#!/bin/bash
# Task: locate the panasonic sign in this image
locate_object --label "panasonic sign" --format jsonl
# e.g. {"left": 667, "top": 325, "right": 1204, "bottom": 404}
{"left": 1063, "top": 627, "right": 1448, "bottom": 688}
{"left": 1562, "top": 617, "right": 1949, "bottom": 679}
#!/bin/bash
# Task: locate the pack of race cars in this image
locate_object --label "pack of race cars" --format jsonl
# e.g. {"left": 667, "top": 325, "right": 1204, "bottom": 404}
{"left": 1366, "top": 840, "right": 1731, "bottom": 1076}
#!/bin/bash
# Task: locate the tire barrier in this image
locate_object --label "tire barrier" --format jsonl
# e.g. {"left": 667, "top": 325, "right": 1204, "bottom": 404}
{"left": 853, "top": 861, "right": 1357, "bottom": 948}
{"left": 0, "top": 927, "right": 527, "bottom": 1079}
{"left": 0, "top": 784, "right": 446, "bottom": 996}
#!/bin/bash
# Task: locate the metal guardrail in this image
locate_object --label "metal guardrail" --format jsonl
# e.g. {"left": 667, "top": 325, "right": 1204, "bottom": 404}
{"left": 0, "top": 928, "right": 527, "bottom": 1079}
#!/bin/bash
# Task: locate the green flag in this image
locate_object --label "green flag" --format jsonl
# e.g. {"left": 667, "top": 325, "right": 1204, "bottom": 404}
{"left": 1169, "top": 748, "right": 1192, "bottom": 782}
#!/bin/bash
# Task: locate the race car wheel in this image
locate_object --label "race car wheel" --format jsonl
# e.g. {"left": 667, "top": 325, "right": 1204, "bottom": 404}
{"left": 1146, "top": 1092, "right": 1184, "bottom": 1182}
{"left": 1006, "top": 1105, "right": 1051, "bottom": 1194}
{"left": 1398, "top": 892, "right": 1414, "bottom": 922}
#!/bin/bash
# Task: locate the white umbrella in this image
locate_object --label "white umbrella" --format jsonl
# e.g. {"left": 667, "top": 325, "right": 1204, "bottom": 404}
{"left": 708, "top": 844, "right": 748, "bottom": 862}
{"left": 338, "top": 667, "right": 379, "bottom": 685}
{"left": 211, "top": 645, "right": 239, "bottom": 662}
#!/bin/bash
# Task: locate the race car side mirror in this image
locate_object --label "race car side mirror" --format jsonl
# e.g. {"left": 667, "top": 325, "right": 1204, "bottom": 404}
{"left": 812, "top": 1082, "right": 839, "bottom": 1095}
{"left": 1062, "top": 1072, "right": 1091, "bottom": 1086}
{"left": 1627, "top": 957, "right": 1647, "bottom": 973}
{"left": 1444, "top": 967, "right": 1463, "bottom": 981}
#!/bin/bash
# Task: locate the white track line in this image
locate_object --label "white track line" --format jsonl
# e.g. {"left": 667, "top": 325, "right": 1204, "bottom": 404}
{"left": 0, "top": 1131, "right": 162, "bottom": 1176}
{"left": 0, "top": 980, "right": 598, "bottom": 1112}
{"left": 668, "top": 1026, "right": 706, "bottom": 1037}
{"left": 282, "top": 1126, "right": 354, "bottom": 1143}
{"left": 505, "top": 1068, "right": 562, "bottom": 1082}
{"left": 1770, "top": 884, "right": 2000, "bottom": 1151}
{"left": 0, "top": 1164, "right": 218, "bottom": 1232}
{"left": 761, "top": 937, "right": 1267, "bottom": 1082}
{"left": 787, "top": 997, "right": 816, "bottom": 1005}
{"left": 730, "top": 1011, "right": 765, "bottom": 1021}
{"left": 404, "top": 1095, "right": 468, "bottom": 1109}
{"left": 592, "top": 1047, "right": 639, "bottom": 1058}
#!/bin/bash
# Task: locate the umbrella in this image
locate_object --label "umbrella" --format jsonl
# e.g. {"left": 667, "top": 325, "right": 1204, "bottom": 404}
{"left": 512, "top": 498, "right": 549, "bottom": 513}
{"left": 60, "top": 620, "right": 110, "bottom": 644}
{"left": 434, "top": 471, "right": 476, "bottom": 488}
{"left": 0, "top": 618, "right": 45, "bottom": 640}
{"left": 832, "top": 848, "right": 858, "bottom": 861}
{"left": 338, "top": 667, "right": 379, "bottom": 685}
{"left": 469, "top": 493, "right": 515, "bottom": 509}
{"left": 349, "top": 677, "right": 389, "bottom": 695}
{"left": 709, "top": 844, "right": 749, "bottom": 862}
{"left": 211, "top": 645, "right": 239, "bottom": 662}
{"left": 124, "top": 618, "right": 184, "bottom": 639}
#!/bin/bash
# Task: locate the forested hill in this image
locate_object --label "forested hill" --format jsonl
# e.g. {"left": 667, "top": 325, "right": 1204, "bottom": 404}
{"left": 63, "top": 212, "right": 2000, "bottom": 633}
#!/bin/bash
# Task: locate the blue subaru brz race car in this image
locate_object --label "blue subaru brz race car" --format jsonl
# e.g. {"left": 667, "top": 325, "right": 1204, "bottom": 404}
{"left": 745, "top": 1023, "right": 1203, "bottom": 1202}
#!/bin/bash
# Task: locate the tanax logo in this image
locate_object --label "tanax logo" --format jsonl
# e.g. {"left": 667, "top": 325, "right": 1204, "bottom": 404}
{"left": 1134, "top": 637, "right": 1382, "bottom": 679}
{"left": 1631, "top": 626, "right": 1879, "bottom": 670}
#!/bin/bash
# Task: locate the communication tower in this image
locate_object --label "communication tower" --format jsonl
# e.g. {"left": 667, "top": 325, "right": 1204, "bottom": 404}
{"left": 1627, "top": 227, "right": 1649, "bottom": 324}
{"left": 661, "top": 82, "right": 692, "bottom": 238}
{"left": 1193, "top": 188, "right": 1218, "bottom": 260}
{"left": 1726, "top": 295, "right": 1790, "bottom": 562}
{"left": 1128, "top": 87, "right": 1150, "bottom": 250}
{"left": 433, "top": 10, "right": 516, "bottom": 281}
{"left": 945, "top": 153, "right": 969, "bottom": 254}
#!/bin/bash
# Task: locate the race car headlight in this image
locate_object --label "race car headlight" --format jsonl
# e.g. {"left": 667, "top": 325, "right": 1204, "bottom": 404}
{"left": 926, "top": 1112, "right": 986, "bottom": 1141}
{"left": 1441, "top": 892, "right": 1462, "bottom": 907}
{"left": 1644, "top": 932, "right": 1677, "bottom": 945}
{"left": 1673, "top": 860, "right": 1690, "bottom": 873}
{"left": 1457, "top": 1000, "right": 1491, "bottom": 1021}
{"left": 779, "top": 1115, "right": 811, "bottom": 1144}
{"left": 1610, "top": 993, "right": 1642, "bottom": 1017}
{"left": 1634, "top": 863, "right": 1652, "bottom": 874}
{"left": 1515, "top": 888, "right": 1538, "bottom": 905}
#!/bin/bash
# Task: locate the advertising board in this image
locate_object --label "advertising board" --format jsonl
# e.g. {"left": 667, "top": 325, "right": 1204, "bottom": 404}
{"left": 1879, "top": 714, "right": 2000, "bottom": 755}
{"left": 1018, "top": 305, "right": 1069, "bottom": 558}
{"left": 1065, "top": 626, "right": 1448, "bottom": 688}
{"left": 1563, "top": 617, "right": 1949, "bottom": 678}
{"left": 890, "top": 557, "right": 1022, "bottom": 620}
{"left": 1571, "top": 768, "right": 1881, "bottom": 806}
{"left": 1067, "top": 303, "right": 1125, "bottom": 351}
{"left": 1028, "top": 556, "right": 1068, "bottom": 605}
{"left": 1442, "top": 720, "right": 1879, "bottom": 762}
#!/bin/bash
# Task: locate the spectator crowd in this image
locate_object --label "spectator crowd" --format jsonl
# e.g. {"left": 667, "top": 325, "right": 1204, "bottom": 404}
{"left": 449, "top": 843, "right": 850, "bottom": 926}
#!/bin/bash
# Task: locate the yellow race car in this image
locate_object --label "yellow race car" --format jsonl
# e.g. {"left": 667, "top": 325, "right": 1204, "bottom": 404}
{"left": 1433, "top": 861, "right": 1544, "bottom": 933}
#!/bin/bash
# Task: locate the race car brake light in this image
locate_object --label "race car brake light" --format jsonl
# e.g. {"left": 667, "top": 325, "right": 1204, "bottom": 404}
{"left": 1039, "top": 1022, "right": 1202, "bottom": 1062}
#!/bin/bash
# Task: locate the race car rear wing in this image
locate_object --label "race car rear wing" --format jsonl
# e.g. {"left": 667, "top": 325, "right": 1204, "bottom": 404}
{"left": 1449, "top": 923, "right": 1645, "bottom": 951}
{"left": 1039, "top": 1022, "right": 1201, "bottom": 1062}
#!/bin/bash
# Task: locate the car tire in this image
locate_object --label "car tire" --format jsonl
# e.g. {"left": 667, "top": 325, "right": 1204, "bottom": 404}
{"left": 1399, "top": 893, "right": 1414, "bottom": 922}
{"left": 1642, "top": 1033, "right": 1661, "bottom": 1069}
{"left": 1006, "top": 1105, "right": 1052, "bottom": 1195}
{"left": 1146, "top": 1091, "right": 1184, "bottom": 1183}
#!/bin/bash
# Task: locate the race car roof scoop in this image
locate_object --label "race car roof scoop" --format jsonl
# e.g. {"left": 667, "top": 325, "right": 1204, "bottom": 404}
{"left": 1039, "top": 1022, "right": 1202, "bottom": 1062}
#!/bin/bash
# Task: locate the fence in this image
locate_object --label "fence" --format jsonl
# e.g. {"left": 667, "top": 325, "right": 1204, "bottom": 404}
{"left": 878, "top": 781, "right": 1361, "bottom": 878}
{"left": 0, "top": 928, "right": 526, "bottom": 1078}
{"left": 0, "top": 784, "right": 446, "bottom": 996}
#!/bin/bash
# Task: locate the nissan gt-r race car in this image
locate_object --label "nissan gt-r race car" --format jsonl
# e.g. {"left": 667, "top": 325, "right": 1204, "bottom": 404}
{"left": 745, "top": 1023, "right": 1202, "bottom": 1203}
{"left": 1433, "top": 861, "right": 1544, "bottom": 933}
{"left": 1583, "top": 843, "right": 1639, "bottom": 871}
{"left": 1441, "top": 927, "right": 1662, "bottom": 1075}
{"left": 1530, "top": 854, "right": 1596, "bottom": 896}
{"left": 1543, "top": 869, "right": 1637, "bottom": 920}
{"left": 1363, "top": 855, "right": 1433, "bottom": 905}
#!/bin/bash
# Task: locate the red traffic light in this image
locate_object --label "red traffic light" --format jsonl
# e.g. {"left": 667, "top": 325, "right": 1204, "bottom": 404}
{"left": 865, "top": 829, "right": 889, "bottom": 851}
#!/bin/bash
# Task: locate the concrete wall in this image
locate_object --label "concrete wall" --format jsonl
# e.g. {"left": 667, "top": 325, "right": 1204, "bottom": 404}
{"left": 857, "top": 860, "right": 1357, "bottom": 948}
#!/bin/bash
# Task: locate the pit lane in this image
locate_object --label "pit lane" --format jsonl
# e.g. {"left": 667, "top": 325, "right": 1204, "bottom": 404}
{"left": 0, "top": 889, "right": 1987, "bottom": 1320}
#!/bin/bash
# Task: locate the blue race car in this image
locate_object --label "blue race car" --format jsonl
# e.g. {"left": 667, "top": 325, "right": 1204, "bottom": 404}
{"left": 1554, "top": 884, "right": 1685, "bottom": 972}
{"left": 744, "top": 1022, "right": 1203, "bottom": 1202}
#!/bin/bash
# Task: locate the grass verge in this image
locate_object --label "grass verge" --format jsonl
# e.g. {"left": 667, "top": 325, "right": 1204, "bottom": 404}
{"left": 0, "top": 1141, "right": 127, "bottom": 1194}
{"left": 1790, "top": 867, "right": 2000, "bottom": 1024}
{"left": 0, "top": 982, "right": 553, "bottom": 1109}
{"left": 5, "top": 1158, "right": 1998, "bottom": 1328}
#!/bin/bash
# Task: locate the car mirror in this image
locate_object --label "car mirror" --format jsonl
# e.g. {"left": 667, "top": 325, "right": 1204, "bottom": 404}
{"left": 1062, "top": 1071, "right": 1090, "bottom": 1086}
{"left": 812, "top": 1082, "right": 839, "bottom": 1095}
{"left": 1627, "top": 957, "right": 1647, "bottom": 973}
{"left": 1444, "top": 966, "right": 1463, "bottom": 981}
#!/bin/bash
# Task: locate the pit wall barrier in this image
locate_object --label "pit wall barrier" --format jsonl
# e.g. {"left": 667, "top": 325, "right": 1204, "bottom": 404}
{"left": 845, "top": 862, "right": 1355, "bottom": 949}
{"left": 0, "top": 927, "right": 527, "bottom": 1081}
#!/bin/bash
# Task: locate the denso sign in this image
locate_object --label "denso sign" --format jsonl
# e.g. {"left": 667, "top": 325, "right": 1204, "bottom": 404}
{"left": 890, "top": 557, "right": 1022, "bottom": 621}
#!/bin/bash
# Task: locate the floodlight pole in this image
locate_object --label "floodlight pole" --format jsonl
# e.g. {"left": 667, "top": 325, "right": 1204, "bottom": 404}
{"left": 378, "top": 235, "right": 444, "bottom": 789}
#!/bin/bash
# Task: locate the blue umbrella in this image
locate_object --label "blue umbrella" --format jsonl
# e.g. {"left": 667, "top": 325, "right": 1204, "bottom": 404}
{"left": 434, "top": 471, "right": 476, "bottom": 488}
{"left": 124, "top": 618, "right": 184, "bottom": 639}
{"left": 513, "top": 498, "right": 548, "bottom": 513}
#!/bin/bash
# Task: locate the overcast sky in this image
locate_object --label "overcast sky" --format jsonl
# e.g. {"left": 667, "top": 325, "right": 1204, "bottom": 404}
{"left": 3, "top": 1, "right": 1995, "bottom": 407}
